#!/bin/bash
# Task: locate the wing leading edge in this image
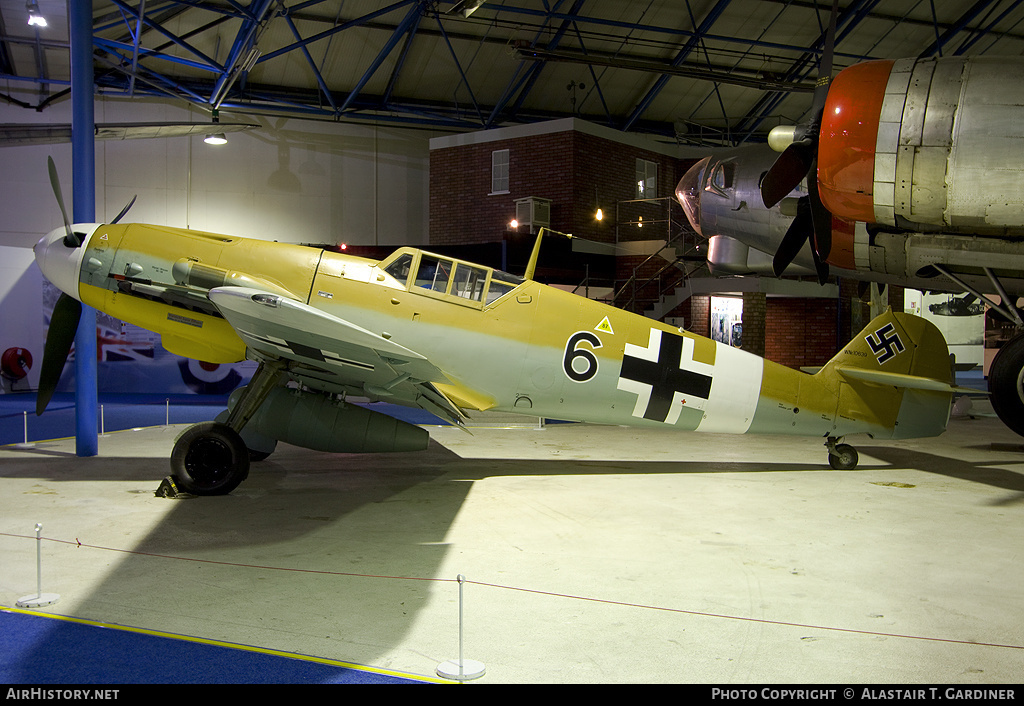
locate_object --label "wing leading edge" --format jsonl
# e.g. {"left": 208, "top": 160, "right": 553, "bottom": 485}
{"left": 208, "top": 286, "right": 469, "bottom": 426}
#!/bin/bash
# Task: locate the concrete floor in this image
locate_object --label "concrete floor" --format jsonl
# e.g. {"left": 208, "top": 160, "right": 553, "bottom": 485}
{"left": 1, "top": 400, "right": 1023, "bottom": 684}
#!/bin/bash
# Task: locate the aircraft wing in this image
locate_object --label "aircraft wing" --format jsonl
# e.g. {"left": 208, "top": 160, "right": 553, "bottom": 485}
{"left": 207, "top": 286, "right": 468, "bottom": 426}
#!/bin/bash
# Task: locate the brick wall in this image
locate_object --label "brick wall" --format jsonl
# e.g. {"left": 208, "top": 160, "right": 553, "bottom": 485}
{"left": 429, "top": 131, "right": 576, "bottom": 246}
{"left": 765, "top": 298, "right": 841, "bottom": 368}
{"left": 429, "top": 127, "right": 688, "bottom": 248}
{"left": 742, "top": 292, "right": 766, "bottom": 357}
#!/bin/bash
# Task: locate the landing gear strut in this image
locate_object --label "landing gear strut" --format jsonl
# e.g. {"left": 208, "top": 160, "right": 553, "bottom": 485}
{"left": 826, "top": 436, "right": 859, "bottom": 470}
{"left": 169, "top": 359, "right": 284, "bottom": 496}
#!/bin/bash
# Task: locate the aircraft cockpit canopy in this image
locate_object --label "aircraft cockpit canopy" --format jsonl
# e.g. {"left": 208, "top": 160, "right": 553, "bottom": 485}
{"left": 380, "top": 248, "right": 525, "bottom": 307}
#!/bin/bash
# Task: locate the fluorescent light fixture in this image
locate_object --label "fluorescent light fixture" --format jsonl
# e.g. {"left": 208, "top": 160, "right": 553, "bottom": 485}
{"left": 204, "top": 133, "right": 227, "bottom": 145}
{"left": 448, "top": 0, "right": 486, "bottom": 18}
{"left": 27, "top": 0, "right": 46, "bottom": 26}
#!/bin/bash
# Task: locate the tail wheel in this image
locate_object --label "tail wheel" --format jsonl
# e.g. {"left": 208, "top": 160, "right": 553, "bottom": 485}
{"left": 989, "top": 334, "right": 1024, "bottom": 437}
{"left": 170, "top": 422, "right": 250, "bottom": 495}
{"left": 828, "top": 443, "right": 859, "bottom": 470}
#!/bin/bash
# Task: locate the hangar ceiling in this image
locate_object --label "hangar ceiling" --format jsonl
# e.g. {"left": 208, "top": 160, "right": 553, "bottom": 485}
{"left": 2, "top": 0, "right": 1024, "bottom": 145}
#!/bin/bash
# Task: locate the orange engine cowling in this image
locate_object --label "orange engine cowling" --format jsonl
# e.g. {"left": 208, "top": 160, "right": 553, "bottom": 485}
{"left": 816, "top": 60, "right": 894, "bottom": 224}
{"left": 817, "top": 56, "right": 1024, "bottom": 233}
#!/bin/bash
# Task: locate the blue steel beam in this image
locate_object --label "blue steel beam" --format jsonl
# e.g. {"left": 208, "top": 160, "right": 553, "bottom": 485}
{"left": 621, "top": 0, "right": 732, "bottom": 132}
{"left": 339, "top": 1, "right": 426, "bottom": 113}
{"left": 209, "top": 0, "right": 277, "bottom": 108}
{"left": 70, "top": 0, "right": 97, "bottom": 457}
{"left": 486, "top": 0, "right": 577, "bottom": 127}
{"left": 917, "top": 0, "right": 1003, "bottom": 57}
{"left": 257, "top": 1, "right": 417, "bottom": 64}
{"left": 93, "top": 36, "right": 222, "bottom": 74}
{"left": 953, "top": 0, "right": 1024, "bottom": 54}
{"left": 432, "top": 9, "right": 484, "bottom": 125}
{"left": 382, "top": 8, "right": 424, "bottom": 106}
{"left": 505, "top": 0, "right": 589, "bottom": 120}
{"left": 283, "top": 12, "right": 338, "bottom": 112}
{"left": 106, "top": 0, "right": 224, "bottom": 72}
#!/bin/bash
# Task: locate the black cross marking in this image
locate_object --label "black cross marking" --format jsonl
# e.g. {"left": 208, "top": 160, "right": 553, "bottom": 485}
{"left": 619, "top": 331, "right": 713, "bottom": 423}
{"left": 865, "top": 323, "right": 905, "bottom": 365}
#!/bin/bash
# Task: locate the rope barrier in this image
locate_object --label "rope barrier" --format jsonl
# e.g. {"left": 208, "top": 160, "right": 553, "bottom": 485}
{"left": 2, "top": 530, "right": 1021, "bottom": 651}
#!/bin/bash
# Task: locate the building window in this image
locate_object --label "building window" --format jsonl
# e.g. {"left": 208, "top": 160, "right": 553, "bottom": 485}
{"left": 491, "top": 149, "right": 509, "bottom": 194}
{"left": 635, "top": 158, "right": 657, "bottom": 199}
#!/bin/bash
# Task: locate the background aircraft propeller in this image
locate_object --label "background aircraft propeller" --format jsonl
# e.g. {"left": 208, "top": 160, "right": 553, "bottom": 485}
{"left": 760, "top": 0, "right": 838, "bottom": 283}
{"left": 36, "top": 157, "right": 136, "bottom": 415}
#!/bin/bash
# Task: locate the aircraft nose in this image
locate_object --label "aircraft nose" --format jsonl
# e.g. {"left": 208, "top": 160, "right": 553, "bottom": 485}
{"left": 33, "top": 224, "right": 95, "bottom": 301}
{"left": 676, "top": 156, "right": 710, "bottom": 237}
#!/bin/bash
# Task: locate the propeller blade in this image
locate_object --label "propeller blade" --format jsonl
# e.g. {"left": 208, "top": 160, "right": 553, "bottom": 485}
{"left": 111, "top": 195, "right": 137, "bottom": 224}
{"left": 773, "top": 197, "right": 812, "bottom": 277}
{"left": 807, "top": 169, "right": 833, "bottom": 261}
{"left": 809, "top": 237, "right": 830, "bottom": 285}
{"left": 809, "top": 0, "right": 839, "bottom": 121}
{"left": 36, "top": 292, "right": 82, "bottom": 416}
{"left": 760, "top": 140, "right": 814, "bottom": 208}
{"left": 763, "top": 1, "right": 839, "bottom": 212}
{"left": 46, "top": 156, "right": 78, "bottom": 246}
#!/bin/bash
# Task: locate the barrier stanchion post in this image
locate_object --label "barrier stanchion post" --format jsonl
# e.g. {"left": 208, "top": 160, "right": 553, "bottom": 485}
{"left": 437, "top": 574, "right": 485, "bottom": 681}
{"left": 14, "top": 411, "right": 35, "bottom": 449}
{"left": 17, "top": 523, "right": 60, "bottom": 608}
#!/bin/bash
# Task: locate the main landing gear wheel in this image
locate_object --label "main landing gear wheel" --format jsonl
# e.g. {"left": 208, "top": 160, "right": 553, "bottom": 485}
{"left": 170, "top": 422, "right": 250, "bottom": 496}
{"left": 827, "top": 442, "right": 859, "bottom": 470}
{"left": 989, "top": 334, "right": 1024, "bottom": 437}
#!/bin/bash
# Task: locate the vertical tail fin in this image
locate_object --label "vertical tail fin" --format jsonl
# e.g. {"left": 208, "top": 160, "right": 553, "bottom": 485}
{"left": 817, "top": 309, "right": 962, "bottom": 439}
{"left": 821, "top": 308, "right": 955, "bottom": 385}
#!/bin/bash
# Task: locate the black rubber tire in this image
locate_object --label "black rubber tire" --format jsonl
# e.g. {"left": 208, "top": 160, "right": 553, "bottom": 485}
{"left": 989, "top": 334, "right": 1024, "bottom": 437}
{"left": 170, "top": 422, "right": 250, "bottom": 495}
{"left": 828, "top": 443, "right": 859, "bottom": 470}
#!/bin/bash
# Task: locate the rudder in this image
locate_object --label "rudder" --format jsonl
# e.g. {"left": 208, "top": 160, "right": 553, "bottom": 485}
{"left": 818, "top": 309, "right": 956, "bottom": 440}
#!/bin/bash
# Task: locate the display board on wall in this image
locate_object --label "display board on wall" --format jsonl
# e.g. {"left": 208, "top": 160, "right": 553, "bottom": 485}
{"left": 711, "top": 296, "right": 743, "bottom": 349}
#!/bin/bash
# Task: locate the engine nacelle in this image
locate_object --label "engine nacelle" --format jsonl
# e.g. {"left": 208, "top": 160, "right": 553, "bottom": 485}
{"left": 247, "top": 387, "right": 429, "bottom": 453}
{"left": 818, "top": 56, "right": 1024, "bottom": 233}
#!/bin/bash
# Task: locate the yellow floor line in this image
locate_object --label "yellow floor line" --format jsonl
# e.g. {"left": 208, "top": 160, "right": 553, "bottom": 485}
{"left": 3, "top": 606, "right": 448, "bottom": 684}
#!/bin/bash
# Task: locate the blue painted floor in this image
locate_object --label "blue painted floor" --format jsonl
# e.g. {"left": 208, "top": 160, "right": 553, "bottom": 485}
{"left": 0, "top": 609, "right": 428, "bottom": 684}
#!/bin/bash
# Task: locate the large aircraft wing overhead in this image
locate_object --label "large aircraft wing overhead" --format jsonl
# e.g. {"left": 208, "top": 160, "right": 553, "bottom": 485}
{"left": 207, "top": 287, "right": 468, "bottom": 425}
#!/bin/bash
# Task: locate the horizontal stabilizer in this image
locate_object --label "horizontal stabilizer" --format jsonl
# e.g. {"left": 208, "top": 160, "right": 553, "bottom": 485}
{"left": 835, "top": 365, "right": 985, "bottom": 395}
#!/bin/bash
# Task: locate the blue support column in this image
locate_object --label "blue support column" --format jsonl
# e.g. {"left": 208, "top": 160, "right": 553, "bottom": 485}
{"left": 70, "top": 0, "right": 97, "bottom": 457}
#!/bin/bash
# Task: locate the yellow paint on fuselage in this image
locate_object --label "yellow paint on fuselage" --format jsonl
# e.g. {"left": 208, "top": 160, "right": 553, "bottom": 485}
{"left": 79, "top": 223, "right": 323, "bottom": 364}
{"left": 80, "top": 281, "right": 246, "bottom": 363}
{"left": 73, "top": 225, "right": 953, "bottom": 441}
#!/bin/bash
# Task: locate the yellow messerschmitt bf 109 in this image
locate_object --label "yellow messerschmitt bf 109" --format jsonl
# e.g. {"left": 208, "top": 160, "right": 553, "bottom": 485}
{"left": 34, "top": 158, "right": 972, "bottom": 496}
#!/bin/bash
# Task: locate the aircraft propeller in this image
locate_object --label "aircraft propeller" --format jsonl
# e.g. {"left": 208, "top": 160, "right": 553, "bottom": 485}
{"left": 760, "top": 0, "right": 838, "bottom": 283}
{"left": 35, "top": 157, "right": 136, "bottom": 415}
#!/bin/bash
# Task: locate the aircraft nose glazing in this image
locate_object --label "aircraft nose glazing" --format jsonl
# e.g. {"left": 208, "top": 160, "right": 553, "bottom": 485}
{"left": 676, "top": 156, "right": 709, "bottom": 237}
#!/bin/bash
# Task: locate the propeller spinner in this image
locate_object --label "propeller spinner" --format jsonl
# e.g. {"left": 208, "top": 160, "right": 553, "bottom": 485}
{"left": 33, "top": 157, "right": 136, "bottom": 414}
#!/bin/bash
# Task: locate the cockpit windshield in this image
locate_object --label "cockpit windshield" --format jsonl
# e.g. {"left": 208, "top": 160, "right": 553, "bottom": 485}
{"left": 381, "top": 249, "right": 524, "bottom": 306}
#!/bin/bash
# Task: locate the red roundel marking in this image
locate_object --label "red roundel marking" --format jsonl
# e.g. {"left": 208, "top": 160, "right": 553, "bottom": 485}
{"left": 818, "top": 60, "right": 894, "bottom": 223}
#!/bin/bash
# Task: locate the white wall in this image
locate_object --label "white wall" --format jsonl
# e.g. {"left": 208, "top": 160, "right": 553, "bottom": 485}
{"left": 0, "top": 96, "right": 437, "bottom": 249}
